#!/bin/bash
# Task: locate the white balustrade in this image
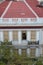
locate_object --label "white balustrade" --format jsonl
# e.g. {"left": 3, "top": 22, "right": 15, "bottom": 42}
{"left": 0, "top": 18, "right": 43, "bottom": 26}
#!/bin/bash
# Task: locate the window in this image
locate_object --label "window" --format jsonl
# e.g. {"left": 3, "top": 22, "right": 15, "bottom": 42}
{"left": 31, "top": 30, "right": 36, "bottom": 41}
{"left": 4, "top": 31, "right": 9, "bottom": 41}
{"left": 14, "top": 49, "right": 18, "bottom": 55}
{"left": 22, "top": 31, "right": 26, "bottom": 40}
{"left": 22, "top": 49, "right": 26, "bottom": 56}
{"left": 30, "top": 48, "right": 36, "bottom": 57}
{"left": 13, "top": 31, "right": 18, "bottom": 41}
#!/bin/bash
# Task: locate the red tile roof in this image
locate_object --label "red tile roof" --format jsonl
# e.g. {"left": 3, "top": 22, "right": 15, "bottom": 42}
{"left": 0, "top": 0, "right": 43, "bottom": 18}
{"left": 26, "top": 0, "right": 43, "bottom": 17}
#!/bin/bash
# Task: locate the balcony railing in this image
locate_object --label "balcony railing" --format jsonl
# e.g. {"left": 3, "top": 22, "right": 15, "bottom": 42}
{"left": 12, "top": 40, "right": 28, "bottom": 46}
{"left": 12, "top": 40, "right": 39, "bottom": 48}
{"left": 28, "top": 41, "right": 39, "bottom": 45}
{"left": 0, "top": 18, "right": 43, "bottom": 26}
{"left": 0, "top": 40, "right": 39, "bottom": 48}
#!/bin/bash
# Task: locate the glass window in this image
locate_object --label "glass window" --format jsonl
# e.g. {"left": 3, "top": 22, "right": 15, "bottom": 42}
{"left": 31, "top": 30, "right": 36, "bottom": 41}
{"left": 4, "top": 31, "right": 9, "bottom": 41}
{"left": 13, "top": 31, "right": 18, "bottom": 41}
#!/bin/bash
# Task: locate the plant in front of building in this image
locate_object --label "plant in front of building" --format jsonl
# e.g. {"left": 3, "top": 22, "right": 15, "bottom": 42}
{"left": 35, "top": 60, "right": 43, "bottom": 65}
{"left": 1, "top": 41, "right": 12, "bottom": 46}
{"left": 0, "top": 61, "right": 6, "bottom": 65}
{"left": 0, "top": 43, "right": 15, "bottom": 65}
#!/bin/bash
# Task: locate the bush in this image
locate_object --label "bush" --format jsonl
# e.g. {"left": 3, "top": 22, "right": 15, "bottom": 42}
{"left": 35, "top": 60, "right": 43, "bottom": 65}
{"left": 0, "top": 61, "right": 6, "bottom": 65}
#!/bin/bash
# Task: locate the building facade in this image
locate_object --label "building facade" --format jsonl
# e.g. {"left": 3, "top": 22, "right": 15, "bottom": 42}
{"left": 0, "top": 0, "right": 43, "bottom": 57}
{"left": 0, "top": 18, "right": 43, "bottom": 57}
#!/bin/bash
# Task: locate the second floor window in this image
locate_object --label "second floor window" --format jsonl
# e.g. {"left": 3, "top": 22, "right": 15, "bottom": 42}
{"left": 22, "top": 31, "right": 26, "bottom": 40}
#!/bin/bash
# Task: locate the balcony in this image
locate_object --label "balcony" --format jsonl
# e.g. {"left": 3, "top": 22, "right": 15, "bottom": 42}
{"left": 12, "top": 40, "right": 39, "bottom": 49}
{"left": 12, "top": 40, "right": 28, "bottom": 49}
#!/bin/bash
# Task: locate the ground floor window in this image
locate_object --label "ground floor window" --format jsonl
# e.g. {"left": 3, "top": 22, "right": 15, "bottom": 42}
{"left": 22, "top": 49, "right": 26, "bottom": 56}
{"left": 30, "top": 48, "right": 36, "bottom": 57}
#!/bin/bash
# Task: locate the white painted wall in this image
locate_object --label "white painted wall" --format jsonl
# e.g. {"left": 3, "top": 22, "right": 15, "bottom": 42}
{"left": 27, "top": 31, "right": 31, "bottom": 41}
{"left": 39, "top": 30, "right": 43, "bottom": 44}
{"left": 9, "top": 31, "right": 13, "bottom": 41}
{"left": 18, "top": 49, "right": 22, "bottom": 55}
{"left": 0, "top": 31, "right": 4, "bottom": 41}
{"left": 41, "top": 30, "right": 43, "bottom": 44}
{"left": 35, "top": 48, "right": 40, "bottom": 57}
{"left": 18, "top": 30, "right": 22, "bottom": 44}
{"left": 27, "top": 48, "right": 30, "bottom": 56}
{"left": 36, "top": 31, "right": 40, "bottom": 41}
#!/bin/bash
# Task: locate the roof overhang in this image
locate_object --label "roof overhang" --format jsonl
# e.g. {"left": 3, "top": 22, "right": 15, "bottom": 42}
{"left": 0, "top": 26, "right": 43, "bottom": 29}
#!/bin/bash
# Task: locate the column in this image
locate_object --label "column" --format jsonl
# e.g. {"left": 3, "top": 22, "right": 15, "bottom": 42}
{"left": 39, "top": 47, "right": 42, "bottom": 56}
{"left": 27, "top": 30, "right": 31, "bottom": 41}
{"left": 39, "top": 29, "right": 43, "bottom": 56}
{"left": 39, "top": 29, "right": 42, "bottom": 45}
{"left": 41, "top": 30, "right": 43, "bottom": 56}
{"left": 27, "top": 48, "right": 30, "bottom": 56}
{"left": 18, "top": 49, "right": 22, "bottom": 55}
{"left": 18, "top": 30, "right": 22, "bottom": 44}
{"left": 41, "top": 30, "right": 43, "bottom": 44}
{"left": 36, "top": 31, "right": 39, "bottom": 41}
{"left": 9, "top": 31, "right": 13, "bottom": 41}
{"left": 35, "top": 48, "right": 40, "bottom": 57}
{"left": 0, "top": 31, "right": 4, "bottom": 41}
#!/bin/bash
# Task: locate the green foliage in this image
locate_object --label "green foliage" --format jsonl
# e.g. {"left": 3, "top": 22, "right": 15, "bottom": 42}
{"left": 1, "top": 41, "right": 12, "bottom": 45}
{"left": 0, "top": 41, "right": 43, "bottom": 65}
{"left": 0, "top": 61, "right": 6, "bottom": 65}
{"left": 35, "top": 60, "right": 43, "bottom": 65}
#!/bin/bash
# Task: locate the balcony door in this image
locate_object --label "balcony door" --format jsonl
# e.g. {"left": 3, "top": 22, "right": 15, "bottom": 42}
{"left": 22, "top": 31, "right": 26, "bottom": 40}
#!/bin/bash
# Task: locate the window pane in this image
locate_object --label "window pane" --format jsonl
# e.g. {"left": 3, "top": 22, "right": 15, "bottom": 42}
{"left": 31, "top": 30, "right": 36, "bottom": 41}
{"left": 4, "top": 31, "right": 9, "bottom": 41}
{"left": 13, "top": 31, "right": 18, "bottom": 41}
